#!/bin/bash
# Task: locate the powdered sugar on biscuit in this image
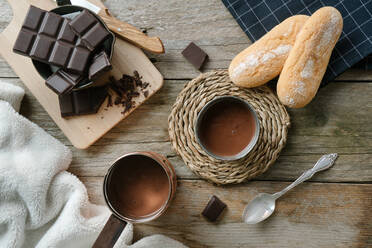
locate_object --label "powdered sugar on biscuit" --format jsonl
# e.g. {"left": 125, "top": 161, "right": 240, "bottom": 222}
{"left": 284, "top": 95, "right": 295, "bottom": 107}
{"left": 301, "top": 60, "right": 314, "bottom": 79}
{"left": 291, "top": 81, "right": 307, "bottom": 97}
{"left": 232, "top": 45, "right": 292, "bottom": 79}
{"left": 272, "top": 45, "right": 292, "bottom": 55}
{"left": 232, "top": 53, "right": 260, "bottom": 78}
{"left": 317, "top": 11, "right": 341, "bottom": 51}
{"left": 262, "top": 52, "right": 275, "bottom": 63}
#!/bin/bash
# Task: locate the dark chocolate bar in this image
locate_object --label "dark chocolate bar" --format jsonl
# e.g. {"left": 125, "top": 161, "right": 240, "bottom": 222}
{"left": 45, "top": 69, "right": 84, "bottom": 95}
{"left": 89, "top": 51, "right": 112, "bottom": 80}
{"left": 13, "top": 6, "right": 91, "bottom": 75}
{"left": 181, "top": 42, "right": 208, "bottom": 70}
{"left": 69, "top": 10, "right": 110, "bottom": 51}
{"left": 201, "top": 195, "right": 226, "bottom": 222}
{"left": 59, "top": 86, "right": 108, "bottom": 117}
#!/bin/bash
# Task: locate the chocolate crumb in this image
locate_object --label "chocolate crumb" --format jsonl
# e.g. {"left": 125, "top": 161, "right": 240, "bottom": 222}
{"left": 109, "top": 83, "right": 122, "bottom": 97}
{"left": 104, "top": 71, "right": 147, "bottom": 114}
{"left": 107, "top": 93, "right": 113, "bottom": 107}
{"left": 133, "top": 70, "right": 140, "bottom": 79}
{"left": 114, "top": 96, "right": 122, "bottom": 105}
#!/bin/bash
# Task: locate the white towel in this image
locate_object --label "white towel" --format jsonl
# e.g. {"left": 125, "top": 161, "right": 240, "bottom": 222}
{"left": 0, "top": 82, "right": 186, "bottom": 248}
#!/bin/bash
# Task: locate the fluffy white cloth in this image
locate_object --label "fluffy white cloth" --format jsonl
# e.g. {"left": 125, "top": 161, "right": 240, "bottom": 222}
{"left": 0, "top": 82, "right": 186, "bottom": 248}
{"left": 0, "top": 81, "right": 24, "bottom": 111}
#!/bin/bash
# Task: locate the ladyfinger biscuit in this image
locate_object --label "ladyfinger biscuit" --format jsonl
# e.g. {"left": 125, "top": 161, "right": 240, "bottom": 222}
{"left": 229, "top": 15, "right": 309, "bottom": 88}
{"left": 277, "top": 7, "right": 343, "bottom": 108}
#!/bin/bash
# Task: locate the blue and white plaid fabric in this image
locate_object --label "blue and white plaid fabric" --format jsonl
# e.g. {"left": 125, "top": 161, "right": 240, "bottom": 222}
{"left": 222, "top": 0, "right": 372, "bottom": 82}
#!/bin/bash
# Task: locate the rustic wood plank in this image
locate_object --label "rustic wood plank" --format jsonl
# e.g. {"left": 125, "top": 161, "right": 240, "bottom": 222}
{"left": 81, "top": 177, "right": 372, "bottom": 248}
{"left": 0, "top": 0, "right": 372, "bottom": 81}
{"left": 0, "top": 0, "right": 371, "bottom": 246}
{"left": 2, "top": 79, "right": 371, "bottom": 182}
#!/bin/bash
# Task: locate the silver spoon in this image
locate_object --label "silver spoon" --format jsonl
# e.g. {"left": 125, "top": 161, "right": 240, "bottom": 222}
{"left": 242, "top": 153, "right": 338, "bottom": 224}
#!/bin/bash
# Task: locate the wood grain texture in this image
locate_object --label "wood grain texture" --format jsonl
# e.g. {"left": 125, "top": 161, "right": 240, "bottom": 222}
{"left": 0, "top": 0, "right": 371, "bottom": 80}
{"left": 6, "top": 78, "right": 370, "bottom": 183}
{"left": 0, "top": 0, "right": 371, "bottom": 246}
{"left": 0, "top": 0, "right": 163, "bottom": 149}
{"left": 81, "top": 177, "right": 372, "bottom": 248}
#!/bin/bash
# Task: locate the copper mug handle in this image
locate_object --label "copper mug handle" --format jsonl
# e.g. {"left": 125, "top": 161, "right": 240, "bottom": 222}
{"left": 92, "top": 152, "right": 176, "bottom": 248}
{"left": 92, "top": 214, "right": 126, "bottom": 248}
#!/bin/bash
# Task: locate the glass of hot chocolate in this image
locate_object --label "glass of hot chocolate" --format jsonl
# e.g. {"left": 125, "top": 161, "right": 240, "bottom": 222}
{"left": 93, "top": 152, "right": 176, "bottom": 248}
{"left": 195, "top": 96, "right": 260, "bottom": 161}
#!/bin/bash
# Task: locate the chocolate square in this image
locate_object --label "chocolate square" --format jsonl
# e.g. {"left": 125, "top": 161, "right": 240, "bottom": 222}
{"left": 83, "top": 23, "right": 110, "bottom": 50}
{"left": 39, "top": 12, "right": 63, "bottom": 36}
{"left": 67, "top": 47, "right": 90, "bottom": 74}
{"left": 69, "top": 9, "right": 96, "bottom": 34}
{"left": 89, "top": 51, "right": 112, "bottom": 80}
{"left": 201, "top": 195, "right": 226, "bottom": 222}
{"left": 13, "top": 30, "right": 35, "bottom": 54}
{"left": 49, "top": 42, "right": 73, "bottom": 67}
{"left": 45, "top": 69, "right": 83, "bottom": 95}
{"left": 57, "top": 20, "right": 77, "bottom": 43}
{"left": 30, "top": 35, "right": 54, "bottom": 60}
{"left": 59, "top": 93, "right": 75, "bottom": 117}
{"left": 22, "top": 6, "right": 45, "bottom": 30}
{"left": 58, "top": 86, "right": 108, "bottom": 117}
{"left": 182, "top": 42, "right": 208, "bottom": 70}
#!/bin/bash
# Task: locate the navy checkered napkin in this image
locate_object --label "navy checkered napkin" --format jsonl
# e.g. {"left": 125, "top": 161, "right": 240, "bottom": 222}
{"left": 221, "top": 0, "right": 372, "bottom": 82}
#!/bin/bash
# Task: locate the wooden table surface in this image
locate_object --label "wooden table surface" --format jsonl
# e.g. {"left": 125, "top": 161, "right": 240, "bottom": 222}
{"left": 1, "top": 0, "right": 371, "bottom": 247}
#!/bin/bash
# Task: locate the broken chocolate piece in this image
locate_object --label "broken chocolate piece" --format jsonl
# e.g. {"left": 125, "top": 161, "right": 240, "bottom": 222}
{"left": 45, "top": 69, "right": 84, "bottom": 95}
{"left": 89, "top": 51, "right": 112, "bottom": 80}
{"left": 69, "top": 10, "right": 110, "bottom": 51}
{"left": 13, "top": 6, "right": 92, "bottom": 75}
{"left": 181, "top": 42, "right": 208, "bottom": 70}
{"left": 59, "top": 86, "right": 107, "bottom": 117}
{"left": 201, "top": 195, "right": 226, "bottom": 222}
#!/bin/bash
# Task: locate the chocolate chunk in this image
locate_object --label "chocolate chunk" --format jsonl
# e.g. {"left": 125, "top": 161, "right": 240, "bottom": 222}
{"left": 45, "top": 69, "right": 84, "bottom": 95}
{"left": 59, "top": 86, "right": 107, "bottom": 117}
{"left": 181, "top": 42, "right": 208, "bottom": 70}
{"left": 89, "top": 51, "right": 112, "bottom": 80}
{"left": 201, "top": 195, "right": 226, "bottom": 222}
{"left": 69, "top": 10, "right": 110, "bottom": 50}
{"left": 13, "top": 6, "right": 92, "bottom": 75}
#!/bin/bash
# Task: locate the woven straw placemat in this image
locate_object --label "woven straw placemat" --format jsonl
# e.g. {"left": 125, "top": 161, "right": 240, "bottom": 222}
{"left": 168, "top": 70, "right": 290, "bottom": 185}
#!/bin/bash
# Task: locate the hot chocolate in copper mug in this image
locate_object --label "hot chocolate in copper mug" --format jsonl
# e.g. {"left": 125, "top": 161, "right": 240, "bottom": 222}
{"left": 93, "top": 152, "right": 177, "bottom": 248}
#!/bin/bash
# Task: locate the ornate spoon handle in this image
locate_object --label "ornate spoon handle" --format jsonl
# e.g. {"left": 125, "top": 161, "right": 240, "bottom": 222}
{"left": 272, "top": 153, "right": 338, "bottom": 199}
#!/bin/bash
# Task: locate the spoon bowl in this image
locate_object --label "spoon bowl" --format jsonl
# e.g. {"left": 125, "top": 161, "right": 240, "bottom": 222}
{"left": 242, "top": 193, "right": 276, "bottom": 224}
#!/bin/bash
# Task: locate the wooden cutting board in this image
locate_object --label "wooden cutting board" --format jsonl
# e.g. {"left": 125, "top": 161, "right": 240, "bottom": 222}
{"left": 0, "top": 0, "right": 163, "bottom": 149}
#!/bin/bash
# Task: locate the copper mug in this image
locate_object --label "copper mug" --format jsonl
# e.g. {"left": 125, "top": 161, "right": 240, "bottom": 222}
{"left": 93, "top": 152, "right": 177, "bottom": 248}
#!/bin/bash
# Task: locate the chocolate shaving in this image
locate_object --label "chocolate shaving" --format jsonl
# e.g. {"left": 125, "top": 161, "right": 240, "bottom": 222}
{"left": 106, "top": 93, "right": 113, "bottom": 107}
{"left": 106, "top": 71, "right": 150, "bottom": 114}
